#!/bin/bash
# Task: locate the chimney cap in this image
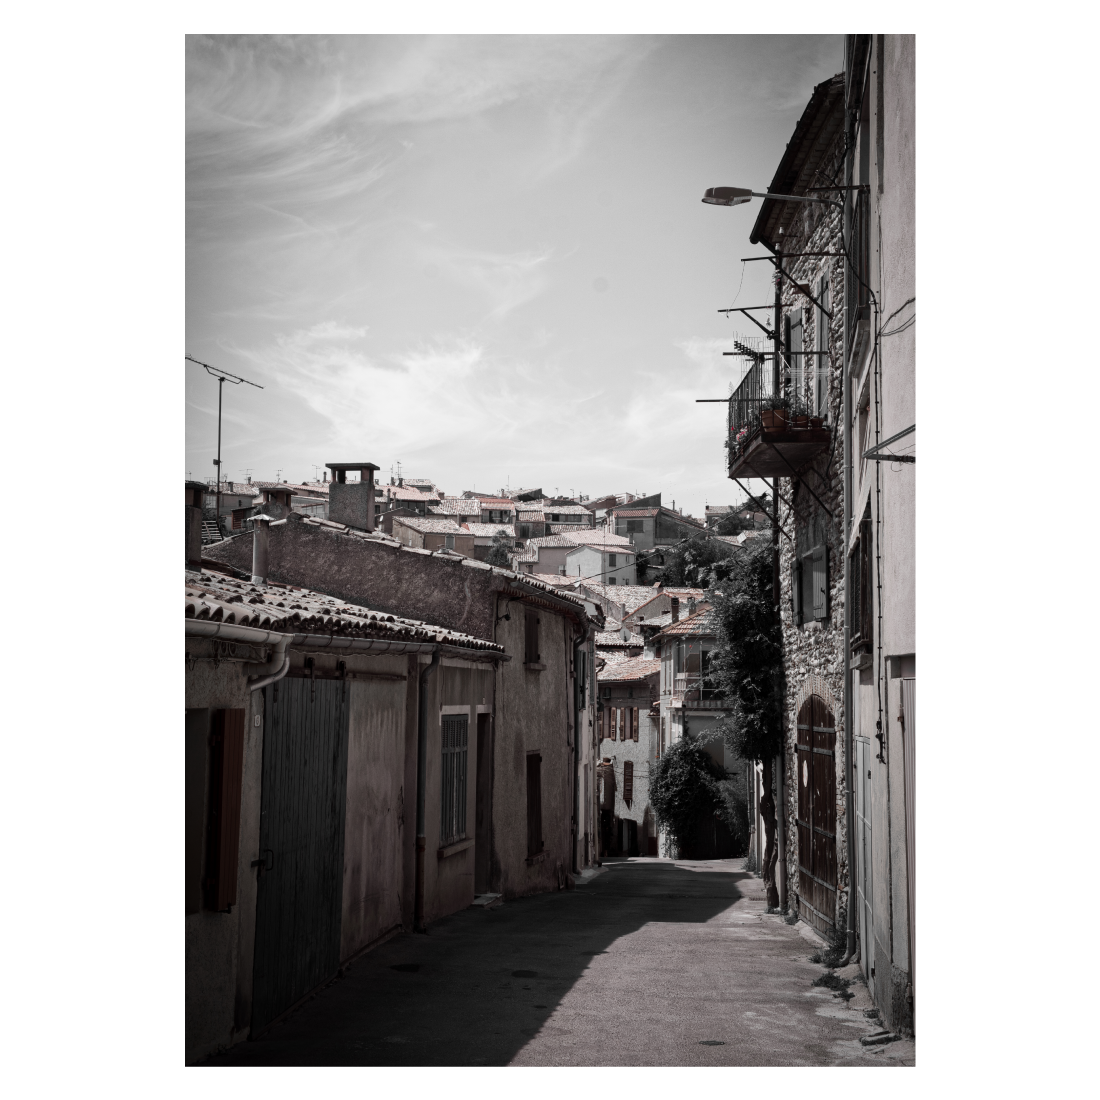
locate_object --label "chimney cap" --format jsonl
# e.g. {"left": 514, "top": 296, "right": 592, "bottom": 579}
{"left": 252, "top": 513, "right": 274, "bottom": 523}
{"left": 326, "top": 462, "right": 380, "bottom": 472}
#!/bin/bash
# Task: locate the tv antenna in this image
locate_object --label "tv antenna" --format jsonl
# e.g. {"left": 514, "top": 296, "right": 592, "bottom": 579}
{"left": 186, "top": 354, "right": 263, "bottom": 530}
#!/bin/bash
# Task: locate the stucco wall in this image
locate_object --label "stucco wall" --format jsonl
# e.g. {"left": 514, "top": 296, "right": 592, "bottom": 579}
{"left": 184, "top": 647, "right": 263, "bottom": 1065}
{"left": 204, "top": 518, "right": 499, "bottom": 641}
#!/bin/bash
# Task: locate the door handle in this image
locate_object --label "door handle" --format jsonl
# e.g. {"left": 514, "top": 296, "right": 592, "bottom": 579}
{"left": 251, "top": 848, "right": 274, "bottom": 874}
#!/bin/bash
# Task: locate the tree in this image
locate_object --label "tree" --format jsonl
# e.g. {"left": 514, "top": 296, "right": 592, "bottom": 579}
{"left": 659, "top": 534, "right": 737, "bottom": 588}
{"left": 714, "top": 510, "right": 748, "bottom": 536}
{"left": 648, "top": 736, "right": 729, "bottom": 854}
{"left": 708, "top": 535, "right": 786, "bottom": 908}
{"left": 486, "top": 530, "right": 513, "bottom": 567}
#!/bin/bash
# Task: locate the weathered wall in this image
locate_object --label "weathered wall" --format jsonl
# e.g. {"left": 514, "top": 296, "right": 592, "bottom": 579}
{"left": 205, "top": 518, "right": 499, "bottom": 641}
{"left": 329, "top": 479, "right": 375, "bottom": 531}
{"left": 491, "top": 604, "right": 575, "bottom": 897}
{"left": 338, "top": 653, "right": 412, "bottom": 960}
{"left": 184, "top": 646, "right": 263, "bottom": 1065}
{"left": 768, "top": 129, "right": 850, "bottom": 934}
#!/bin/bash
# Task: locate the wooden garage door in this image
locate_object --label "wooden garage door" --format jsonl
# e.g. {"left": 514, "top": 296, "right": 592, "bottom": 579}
{"left": 796, "top": 695, "right": 837, "bottom": 936}
{"left": 251, "top": 676, "right": 349, "bottom": 1033}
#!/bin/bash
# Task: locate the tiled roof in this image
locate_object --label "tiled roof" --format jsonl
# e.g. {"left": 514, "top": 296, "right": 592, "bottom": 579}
{"left": 713, "top": 530, "right": 768, "bottom": 547}
{"left": 664, "top": 587, "right": 707, "bottom": 598}
{"left": 597, "top": 657, "right": 660, "bottom": 682}
{"left": 474, "top": 497, "right": 516, "bottom": 510}
{"left": 542, "top": 504, "right": 591, "bottom": 516}
{"left": 392, "top": 516, "right": 466, "bottom": 534}
{"left": 462, "top": 523, "right": 515, "bottom": 537}
{"left": 381, "top": 486, "right": 439, "bottom": 502}
{"left": 578, "top": 583, "right": 662, "bottom": 614}
{"left": 529, "top": 573, "right": 580, "bottom": 587}
{"left": 611, "top": 508, "right": 659, "bottom": 518}
{"left": 656, "top": 604, "right": 719, "bottom": 636}
{"left": 560, "top": 532, "right": 632, "bottom": 548}
{"left": 185, "top": 569, "right": 503, "bottom": 652}
{"left": 521, "top": 534, "right": 580, "bottom": 550}
{"left": 431, "top": 497, "right": 482, "bottom": 516}
{"left": 549, "top": 524, "right": 593, "bottom": 534}
{"left": 595, "top": 629, "right": 644, "bottom": 648}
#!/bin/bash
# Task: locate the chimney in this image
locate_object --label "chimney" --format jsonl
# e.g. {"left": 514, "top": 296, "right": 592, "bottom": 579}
{"left": 326, "top": 462, "right": 379, "bottom": 532}
{"left": 251, "top": 515, "right": 273, "bottom": 584}
{"left": 670, "top": 597, "right": 680, "bottom": 623}
{"left": 185, "top": 480, "right": 205, "bottom": 570}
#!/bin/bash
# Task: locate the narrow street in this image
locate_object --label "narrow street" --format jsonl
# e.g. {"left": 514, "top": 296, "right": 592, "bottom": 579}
{"left": 209, "top": 857, "right": 914, "bottom": 1067}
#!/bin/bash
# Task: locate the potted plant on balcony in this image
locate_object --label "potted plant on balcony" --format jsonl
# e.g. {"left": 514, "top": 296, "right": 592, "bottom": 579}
{"left": 759, "top": 394, "right": 790, "bottom": 432}
{"left": 790, "top": 395, "right": 811, "bottom": 430}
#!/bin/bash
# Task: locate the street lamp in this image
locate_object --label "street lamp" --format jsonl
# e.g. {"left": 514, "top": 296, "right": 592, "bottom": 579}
{"left": 701, "top": 185, "right": 841, "bottom": 208}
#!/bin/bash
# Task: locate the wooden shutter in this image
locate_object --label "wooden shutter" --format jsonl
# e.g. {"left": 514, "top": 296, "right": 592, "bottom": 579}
{"left": 792, "top": 557, "right": 803, "bottom": 626}
{"left": 204, "top": 708, "right": 246, "bottom": 912}
{"left": 526, "top": 753, "right": 543, "bottom": 856}
{"left": 632, "top": 708, "right": 639, "bottom": 741}
{"left": 598, "top": 706, "right": 604, "bottom": 739}
{"left": 623, "top": 761, "right": 634, "bottom": 806}
{"left": 812, "top": 544, "right": 828, "bottom": 621}
{"left": 525, "top": 610, "right": 539, "bottom": 664}
{"left": 801, "top": 551, "right": 814, "bottom": 623}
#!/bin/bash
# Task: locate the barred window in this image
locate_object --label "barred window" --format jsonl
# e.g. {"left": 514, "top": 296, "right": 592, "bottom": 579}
{"left": 440, "top": 715, "right": 469, "bottom": 846}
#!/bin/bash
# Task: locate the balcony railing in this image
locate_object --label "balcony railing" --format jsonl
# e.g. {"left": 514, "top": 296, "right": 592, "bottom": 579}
{"left": 726, "top": 350, "right": 831, "bottom": 481}
{"left": 672, "top": 674, "right": 723, "bottom": 706}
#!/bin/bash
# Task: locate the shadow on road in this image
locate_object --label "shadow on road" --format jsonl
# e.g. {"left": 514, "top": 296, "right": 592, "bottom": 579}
{"left": 208, "top": 858, "right": 748, "bottom": 1066}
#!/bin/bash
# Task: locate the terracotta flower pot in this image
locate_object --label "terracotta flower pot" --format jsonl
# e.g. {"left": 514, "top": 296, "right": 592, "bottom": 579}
{"left": 809, "top": 416, "right": 825, "bottom": 429}
{"left": 761, "top": 409, "right": 788, "bottom": 431}
{"left": 793, "top": 415, "right": 810, "bottom": 429}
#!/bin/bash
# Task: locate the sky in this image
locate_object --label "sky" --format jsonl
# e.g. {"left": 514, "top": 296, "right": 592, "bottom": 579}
{"left": 186, "top": 34, "right": 843, "bottom": 515}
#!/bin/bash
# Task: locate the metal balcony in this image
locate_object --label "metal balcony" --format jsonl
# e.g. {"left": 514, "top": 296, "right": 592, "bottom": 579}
{"left": 726, "top": 356, "right": 832, "bottom": 481}
{"left": 671, "top": 674, "right": 725, "bottom": 709}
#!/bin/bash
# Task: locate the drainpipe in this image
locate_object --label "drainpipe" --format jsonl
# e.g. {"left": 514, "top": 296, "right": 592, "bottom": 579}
{"left": 184, "top": 619, "right": 291, "bottom": 691}
{"left": 414, "top": 648, "right": 441, "bottom": 932}
{"left": 839, "top": 64, "right": 858, "bottom": 968}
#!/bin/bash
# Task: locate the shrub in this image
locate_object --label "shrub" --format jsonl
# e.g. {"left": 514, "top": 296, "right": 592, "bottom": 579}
{"left": 648, "top": 736, "right": 728, "bottom": 848}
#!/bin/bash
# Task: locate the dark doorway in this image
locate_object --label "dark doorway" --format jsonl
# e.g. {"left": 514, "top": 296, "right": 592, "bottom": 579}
{"left": 252, "top": 676, "right": 350, "bottom": 1033}
{"left": 474, "top": 714, "right": 493, "bottom": 893}
{"left": 796, "top": 695, "right": 837, "bottom": 936}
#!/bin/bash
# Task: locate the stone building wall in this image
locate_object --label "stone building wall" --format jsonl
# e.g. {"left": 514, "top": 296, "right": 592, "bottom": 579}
{"left": 772, "top": 169, "right": 850, "bottom": 934}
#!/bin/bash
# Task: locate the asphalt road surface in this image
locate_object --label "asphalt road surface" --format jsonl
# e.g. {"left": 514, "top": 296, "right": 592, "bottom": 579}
{"left": 208, "top": 856, "right": 915, "bottom": 1067}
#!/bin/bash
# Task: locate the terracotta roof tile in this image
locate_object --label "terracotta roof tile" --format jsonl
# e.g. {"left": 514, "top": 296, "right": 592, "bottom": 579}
{"left": 597, "top": 656, "right": 660, "bottom": 682}
{"left": 185, "top": 569, "right": 503, "bottom": 651}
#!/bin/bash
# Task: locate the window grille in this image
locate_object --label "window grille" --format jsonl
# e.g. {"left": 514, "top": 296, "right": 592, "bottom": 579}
{"left": 440, "top": 715, "right": 469, "bottom": 845}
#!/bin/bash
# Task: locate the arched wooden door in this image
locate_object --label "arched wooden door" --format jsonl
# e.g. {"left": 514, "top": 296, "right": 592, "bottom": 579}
{"left": 796, "top": 695, "right": 837, "bottom": 935}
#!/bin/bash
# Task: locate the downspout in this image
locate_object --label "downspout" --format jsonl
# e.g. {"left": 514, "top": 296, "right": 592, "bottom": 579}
{"left": 414, "top": 647, "right": 441, "bottom": 932}
{"left": 184, "top": 619, "right": 291, "bottom": 692}
{"left": 839, "top": 44, "right": 859, "bottom": 968}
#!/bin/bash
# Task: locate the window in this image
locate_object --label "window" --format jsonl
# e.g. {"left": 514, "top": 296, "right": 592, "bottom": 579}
{"left": 632, "top": 707, "right": 639, "bottom": 741}
{"left": 444, "top": 534, "right": 455, "bottom": 550}
{"left": 526, "top": 753, "right": 543, "bottom": 857}
{"left": 623, "top": 761, "right": 634, "bottom": 807}
{"left": 440, "top": 715, "right": 468, "bottom": 845}
{"left": 610, "top": 707, "right": 619, "bottom": 740}
{"left": 608, "top": 577, "right": 617, "bottom": 585}
{"left": 816, "top": 277, "right": 830, "bottom": 417}
{"left": 792, "top": 544, "right": 829, "bottom": 625}
{"left": 850, "top": 511, "right": 873, "bottom": 650}
{"left": 598, "top": 706, "right": 604, "bottom": 740}
{"left": 785, "top": 310, "right": 804, "bottom": 405}
{"left": 608, "top": 554, "right": 618, "bottom": 567}
{"left": 626, "top": 519, "right": 643, "bottom": 533}
{"left": 524, "top": 610, "right": 540, "bottom": 665}
{"left": 660, "top": 716, "right": 666, "bottom": 758}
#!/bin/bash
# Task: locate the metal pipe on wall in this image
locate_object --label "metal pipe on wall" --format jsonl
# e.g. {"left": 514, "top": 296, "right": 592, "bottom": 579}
{"left": 840, "top": 39, "right": 859, "bottom": 967}
{"left": 414, "top": 648, "right": 441, "bottom": 932}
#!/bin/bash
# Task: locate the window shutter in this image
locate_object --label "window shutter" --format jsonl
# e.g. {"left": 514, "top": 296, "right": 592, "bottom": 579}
{"left": 623, "top": 761, "right": 634, "bottom": 806}
{"left": 800, "top": 551, "right": 815, "bottom": 622}
{"left": 812, "top": 544, "right": 829, "bottom": 621}
{"left": 610, "top": 708, "right": 617, "bottom": 740}
{"left": 598, "top": 705, "right": 604, "bottom": 740}
{"left": 792, "top": 557, "right": 803, "bottom": 626}
{"left": 204, "top": 708, "right": 246, "bottom": 912}
{"left": 525, "top": 610, "right": 540, "bottom": 663}
{"left": 526, "top": 754, "right": 543, "bottom": 856}
{"left": 632, "top": 707, "right": 639, "bottom": 741}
